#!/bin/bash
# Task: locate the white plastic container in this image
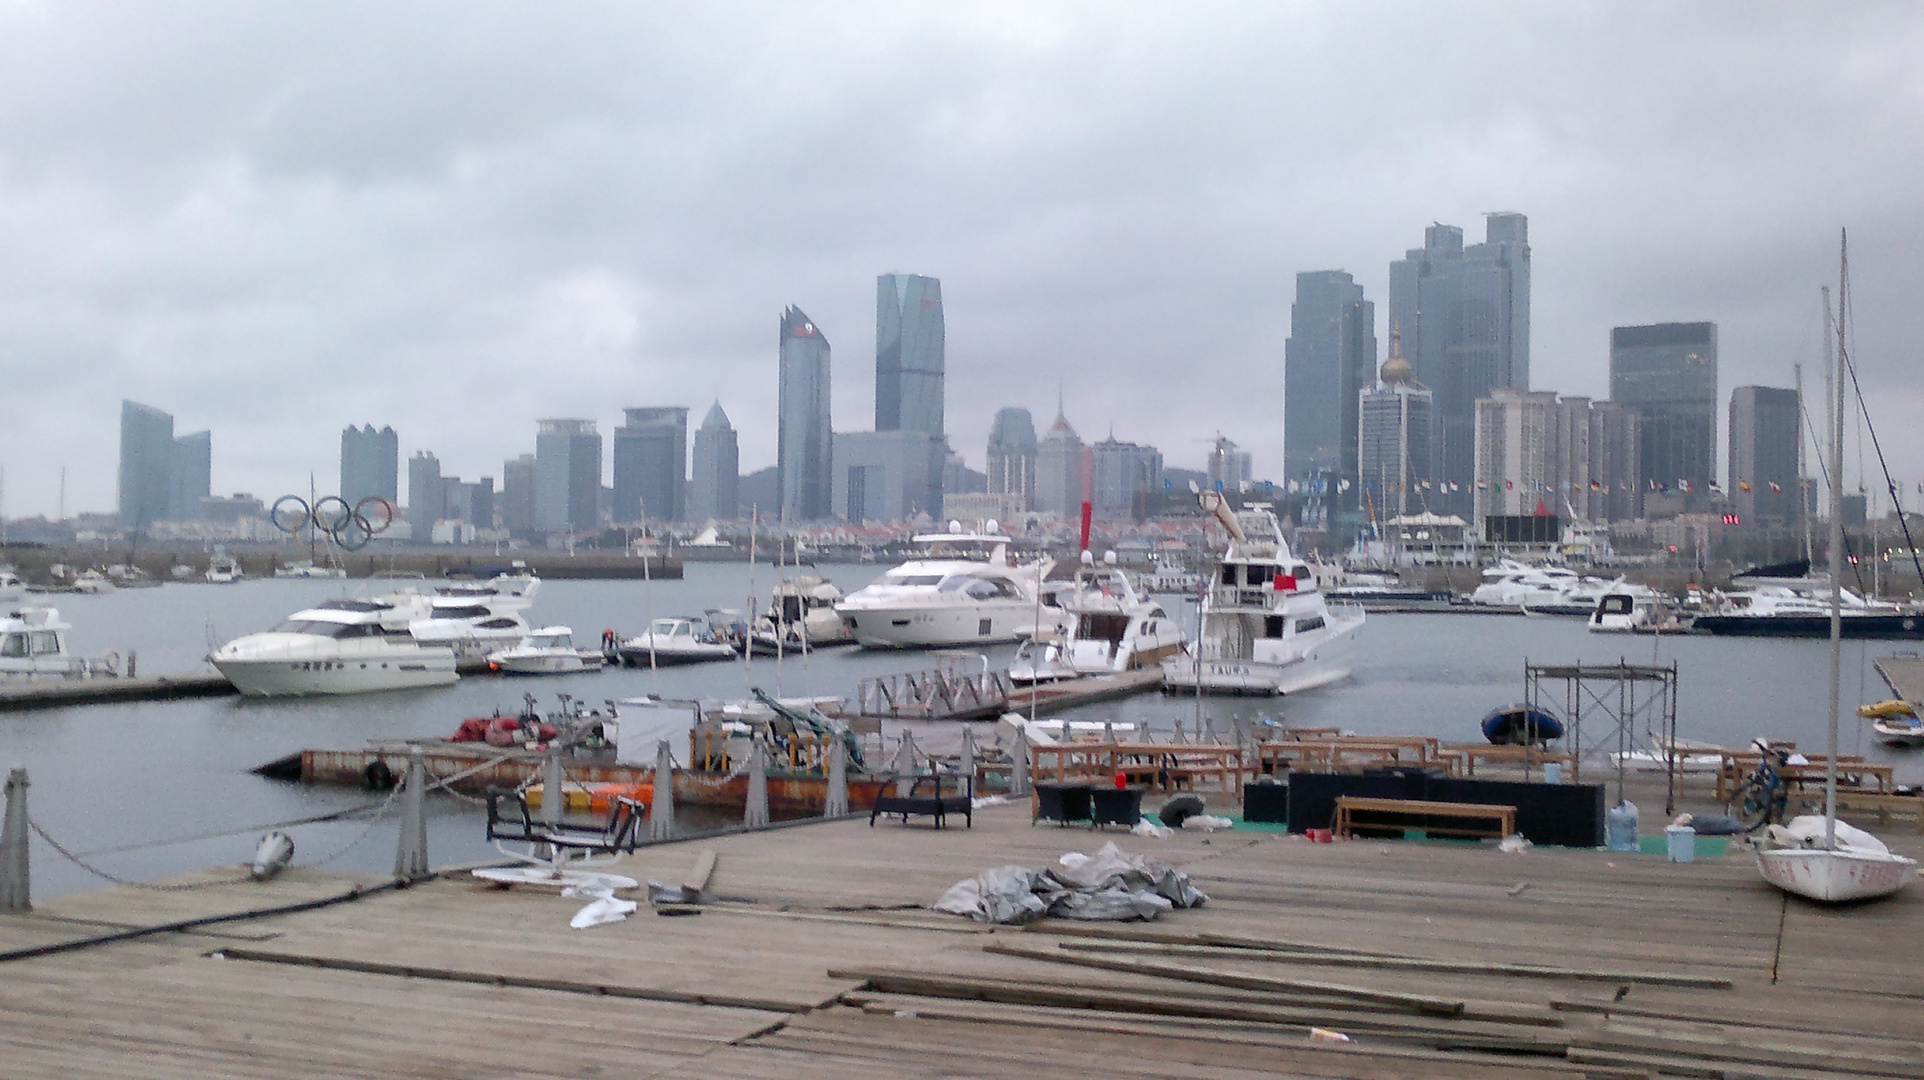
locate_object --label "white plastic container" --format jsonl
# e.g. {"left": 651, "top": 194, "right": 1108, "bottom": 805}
{"left": 1606, "top": 800, "right": 1640, "bottom": 852}
{"left": 1541, "top": 762, "right": 1561, "bottom": 784}
{"left": 1665, "top": 823, "right": 1695, "bottom": 863}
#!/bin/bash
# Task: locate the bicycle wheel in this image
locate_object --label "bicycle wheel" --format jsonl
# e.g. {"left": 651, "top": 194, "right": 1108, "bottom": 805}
{"left": 1733, "top": 777, "right": 1776, "bottom": 831}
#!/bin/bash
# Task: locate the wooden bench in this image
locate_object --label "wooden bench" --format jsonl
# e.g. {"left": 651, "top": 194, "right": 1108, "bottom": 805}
{"left": 1333, "top": 796, "right": 1516, "bottom": 840}
{"left": 870, "top": 772, "right": 973, "bottom": 829}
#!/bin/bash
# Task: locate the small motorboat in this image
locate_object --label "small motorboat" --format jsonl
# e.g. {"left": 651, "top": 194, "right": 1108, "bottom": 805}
{"left": 205, "top": 547, "right": 244, "bottom": 584}
{"left": 617, "top": 616, "right": 739, "bottom": 667}
{"left": 486, "top": 627, "right": 603, "bottom": 676}
{"left": 1007, "top": 635, "right": 1077, "bottom": 684}
{"left": 1480, "top": 704, "right": 1565, "bottom": 745}
{"left": 1860, "top": 700, "right": 1924, "bottom": 748}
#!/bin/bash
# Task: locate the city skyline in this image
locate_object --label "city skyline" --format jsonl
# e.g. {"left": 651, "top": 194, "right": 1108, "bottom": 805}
{"left": 3, "top": 8, "right": 1922, "bottom": 519}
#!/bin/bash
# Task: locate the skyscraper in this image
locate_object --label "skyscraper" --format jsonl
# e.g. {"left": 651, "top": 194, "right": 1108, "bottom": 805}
{"left": 1472, "top": 388, "right": 1561, "bottom": 524}
{"left": 1284, "top": 270, "right": 1377, "bottom": 504}
{"left": 1610, "top": 321, "right": 1717, "bottom": 511}
{"left": 875, "top": 273, "right": 944, "bottom": 436}
{"left": 832, "top": 430, "right": 937, "bottom": 523}
{"left": 1357, "top": 337, "right": 1432, "bottom": 519}
{"left": 502, "top": 453, "right": 537, "bottom": 535}
{"left": 1388, "top": 213, "right": 1531, "bottom": 514}
{"left": 117, "top": 400, "right": 174, "bottom": 528}
{"left": 408, "top": 450, "right": 445, "bottom": 540}
{"left": 340, "top": 425, "right": 399, "bottom": 508}
{"left": 169, "top": 430, "right": 211, "bottom": 521}
{"left": 1091, "top": 435, "right": 1163, "bottom": 522}
{"left": 1729, "top": 385, "right": 1800, "bottom": 525}
{"left": 778, "top": 306, "right": 833, "bottom": 521}
{"left": 534, "top": 419, "right": 602, "bottom": 533}
{"left": 613, "top": 407, "right": 688, "bottom": 523}
{"left": 1034, "top": 407, "right": 1084, "bottom": 515}
{"left": 689, "top": 402, "right": 739, "bottom": 521}
{"left": 1206, "top": 437, "right": 1253, "bottom": 492}
{"left": 986, "top": 407, "right": 1037, "bottom": 512}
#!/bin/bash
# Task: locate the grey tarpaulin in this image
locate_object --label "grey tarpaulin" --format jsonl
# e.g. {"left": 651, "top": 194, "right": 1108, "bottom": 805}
{"left": 931, "top": 841, "right": 1208, "bottom": 925}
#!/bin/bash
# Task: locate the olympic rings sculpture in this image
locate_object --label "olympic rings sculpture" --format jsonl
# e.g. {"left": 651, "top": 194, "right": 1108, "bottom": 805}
{"left": 271, "top": 495, "right": 395, "bottom": 552}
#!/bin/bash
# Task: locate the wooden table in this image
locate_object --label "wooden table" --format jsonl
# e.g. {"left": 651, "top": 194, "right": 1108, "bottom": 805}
{"left": 1333, "top": 796, "right": 1517, "bottom": 840}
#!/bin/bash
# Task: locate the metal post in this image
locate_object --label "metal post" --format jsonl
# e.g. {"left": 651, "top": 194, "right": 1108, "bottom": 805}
{"left": 1, "top": 767, "right": 29, "bottom": 911}
{"left": 958, "top": 725, "right": 976, "bottom": 794}
{"left": 743, "top": 740, "right": 770, "bottom": 829}
{"left": 894, "top": 732, "right": 917, "bottom": 798}
{"left": 824, "top": 734, "right": 849, "bottom": 817}
{"left": 651, "top": 739, "right": 676, "bottom": 841}
{"left": 1009, "top": 728, "right": 1030, "bottom": 798}
{"left": 392, "top": 750, "right": 429, "bottom": 881}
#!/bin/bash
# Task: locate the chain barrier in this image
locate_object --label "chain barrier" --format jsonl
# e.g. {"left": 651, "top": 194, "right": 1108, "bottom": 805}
{"left": 299, "top": 780, "right": 407, "bottom": 867}
{"left": 29, "top": 818, "right": 255, "bottom": 891}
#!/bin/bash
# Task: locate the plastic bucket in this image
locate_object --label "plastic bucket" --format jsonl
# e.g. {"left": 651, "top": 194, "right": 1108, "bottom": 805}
{"left": 1306, "top": 828, "right": 1334, "bottom": 843}
{"left": 1542, "top": 762, "right": 1561, "bottom": 785}
{"left": 1665, "top": 824, "right": 1696, "bottom": 863}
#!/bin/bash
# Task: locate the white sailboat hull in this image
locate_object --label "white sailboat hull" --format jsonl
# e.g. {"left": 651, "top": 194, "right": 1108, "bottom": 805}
{"left": 1755, "top": 847, "right": 1916, "bottom": 903}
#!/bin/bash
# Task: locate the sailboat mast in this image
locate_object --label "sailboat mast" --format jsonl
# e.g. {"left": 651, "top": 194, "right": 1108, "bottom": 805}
{"left": 1795, "top": 363, "right": 1811, "bottom": 564}
{"left": 1825, "top": 236, "right": 1847, "bottom": 848}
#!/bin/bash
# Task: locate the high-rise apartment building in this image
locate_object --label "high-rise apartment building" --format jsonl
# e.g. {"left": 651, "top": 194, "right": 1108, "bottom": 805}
{"left": 534, "top": 419, "right": 602, "bottom": 533}
{"left": 832, "top": 430, "right": 937, "bottom": 523}
{"left": 407, "top": 451, "right": 445, "bottom": 540}
{"left": 1586, "top": 401, "right": 1643, "bottom": 523}
{"left": 1388, "top": 213, "right": 1531, "bottom": 514}
{"left": 986, "top": 407, "right": 1037, "bottom": 512}
{"left": 1091, "top": 436, "right": 1163, "bottom": 521}
{"left": 340, "top": 425, "right": 399, "bottom": 509}
{"left": 1284, "top": 270, "right": 1377, "bottom": 504}
{"left": 1206, "top": 437, "right": 1253, "bottom": 492}
{"left": 117, "top": 400, "right": 174, "bottom": 528}
{"left": 1034, "top": 408, "right": 1084, "bottom": 516}
{"left": 1357, "top": 339, "right": 1432, "bottom": 519}
{"left": 1610, "top": 322, "right": 1717, "bottom": 512}
{"left": 1474, "top": 389, "right": 1643, "bottom": 529}
{"left": 1729, "top": 385, "right": 1801, "bottom": 525}
{"left": 875, "top": 274, "right": 945, "bottom": 437}
{"left": 613, "top": 407, "right": 687, "bottom": 523}
{"left": 689, "top": 403, "right": 739, "bottom": 521}
{"left": 169, "top": 430, "right": 211, "bottom": 521}
{"left": 502, "top": 453, "right": 536, "bottom": 535}
{"left": 778, "top": 307, "right": 832, "bottom": 521}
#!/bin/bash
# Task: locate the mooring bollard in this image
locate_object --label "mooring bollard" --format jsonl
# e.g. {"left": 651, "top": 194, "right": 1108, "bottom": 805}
{"left": 958, "top": 725, "right": 977, "bottom": 791}
{"left": 393, "top": 749, "right": 429, "bottom": 882}
{"left": 824, "top": 736, "right": 849, "bottom": 818}
{"left": 651, "top": 739, "right": 676, "bottom": 841}
{"left": 2, "top": 767, "right": 30, "bottom": 912}
{"left": 1009, "top": 729, "right": 1030, "bottom": 798}
{"left": 743, "top": 741, "right": 770, "bottom": 829}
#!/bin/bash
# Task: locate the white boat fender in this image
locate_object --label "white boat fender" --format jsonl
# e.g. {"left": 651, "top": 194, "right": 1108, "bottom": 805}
{"left": 250, "top": 831, "right": 295, "bottom": 881}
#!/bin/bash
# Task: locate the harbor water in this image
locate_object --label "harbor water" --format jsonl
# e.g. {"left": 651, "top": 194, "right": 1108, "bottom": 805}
{"left": 5, "top": 561, "right": 1920, "bottom": 899}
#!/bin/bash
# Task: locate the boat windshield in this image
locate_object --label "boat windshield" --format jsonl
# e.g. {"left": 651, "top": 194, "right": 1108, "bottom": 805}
{"left": 939, "top": 575, "right": 1012, "bottom": 599}
{"left": 314, "top": 599, "right": 390, "bottom": 613}
{"left": 273, "top": 620, "right": 385, "bottom": 638}
{"left": 885, "top": 574, "right": 945, "bottom": 587}
{"left": 647, "top": 619, "right": 692, "bottom": 636}
{"left": 530, "top": 634, "right": 570, "bottom": 649}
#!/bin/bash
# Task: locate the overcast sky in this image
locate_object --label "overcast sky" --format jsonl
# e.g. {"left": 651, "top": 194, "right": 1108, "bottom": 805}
{"left": 2, "top": 2, "right": 1921, "bottom": 520}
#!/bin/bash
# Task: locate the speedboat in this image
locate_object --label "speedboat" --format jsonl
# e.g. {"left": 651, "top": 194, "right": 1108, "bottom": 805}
{"left": 617, "top": 616, "right": 739, "bottom": 666}
{"left": 1859, "top": 700, "right": 1924, "bottom": 748}
{"left": 1692, "top": 576, "right": 1924, "bottom": 638}
{"left": 70, "top": 569, "right": 115, "bottom": 594}
{"left": 834, "top": 522, "right": 1061, "bottom": 649}
{"left": 205, "top": 548, "right": 243, "bottom": 584}
{"left": 1162, "top": 493, "right": 1365, "bottom": 695}
{"left": 486, "top": 627, "right": 602, "bottom": 676}
{"left": 274, "top": 561, "right": 347, "bottom": 579}
{"left": 211, "top": 596, "right": 458, "bottom": 696}
{"left": 757, "top": 575, "right": 854, "bottom": 650}
{"left": 0, "top": 606, "right": 118, "bottom": 679}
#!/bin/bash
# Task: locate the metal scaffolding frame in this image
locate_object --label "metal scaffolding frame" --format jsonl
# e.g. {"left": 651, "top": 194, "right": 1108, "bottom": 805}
{"left": 1525, "top": 660, "right": 1681, "bottom": 815}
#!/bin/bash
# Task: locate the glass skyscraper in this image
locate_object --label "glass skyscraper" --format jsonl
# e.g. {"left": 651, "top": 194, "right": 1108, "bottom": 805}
{"left": 1388, "top": 213, "right": 1531, "bottom": 515}
{"left": 341, "top": 424, "right": 399, "bottom": 509}
{"left": 689, "top": 402, "right": 739, "bottom": 522}
{"left": 1357, "top": 342, "right": 1432, "bottom": 519}
{"left": 986, "top": 406, "right": 1037, "bottom": 512}
{"left": 778, "top": 306, "right": 832, "bottom": 521}
{"left": 1729, "top": 385, "right": 1800, "bottom": 525}
{"left": 168, "top": 429, "right": 211, "bottom": 521}
{"left": 1284, "top": 270, "right": 1376, "bottom": 509}
{"left": 535, "top": 418, "right": 602, "bottom": 533}
{"left": 117, "top": 400, "right": 174, "bottom": 528}
{"left": 1610, "top": 322, "right": 1718, "bottom": 511}
{"left": 875, "top": 273, "right": 944, "bottom": 436}
{"left": 613, "top": 407, "right": 688, "bottom": 524}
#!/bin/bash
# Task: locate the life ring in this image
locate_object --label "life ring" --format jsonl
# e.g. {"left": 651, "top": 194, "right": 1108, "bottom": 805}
{"left": 363, "top": 758, "right": 396, "bottom": 791}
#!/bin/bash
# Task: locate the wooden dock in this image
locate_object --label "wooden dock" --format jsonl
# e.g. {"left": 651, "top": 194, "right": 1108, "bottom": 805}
{"left": 0, "top": 672, "right": 236, "bottom": 711}
{"left": 1873, "top": 654, "right": 1924, "bottom": 703}
{"left": 0, "top": 788, "right": 1918, "bottom": 1078}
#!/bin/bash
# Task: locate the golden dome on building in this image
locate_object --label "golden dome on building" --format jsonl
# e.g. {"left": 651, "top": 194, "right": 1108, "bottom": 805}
{"left": 1380, "top": 354, "right": 1415, "bottom": 384}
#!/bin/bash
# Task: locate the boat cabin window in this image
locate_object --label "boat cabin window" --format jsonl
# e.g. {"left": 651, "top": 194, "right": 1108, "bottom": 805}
{"left": 437, "top": 605, "right": 492, "bottom": 620}
{"left": 531, "top": 634, "right": 569, "bottom": 649}
{"left": 316, "top": 599, "right": 390, "bottom": 613}
{"left": 886, "top": 574, "right": 945, "bottom": 587}
{"left": 780, "top": 596, "right": 805, "bottom": 622}
{"left": 1220, "top": 565, "right": 1237, "bottom": 586}
{"left": 940, "top": 576, "right": 1013, "bottom": 600}
{"left": 1294, "top": 616, "right": 1324, "bottom": 634}
{"left": 477, "top": 617, "right": 522, "bottom": 630}
{"left": 29, "top": 632, "right": 61, "bottom": 655}
{"left": 1076, "top": 613, "right": 1131, "bottom": 644}
{"left": 1263, "top": 615, "right": 1285, "bottom": 639}
{"left": 1599, "top": 595, "right": 1634, "bottom": 615}
{"left": 0, "top": 633, "right": 24, "bottom": 657}
{"left": 1244, "top": 565, "right": 1274, "bottom": 586}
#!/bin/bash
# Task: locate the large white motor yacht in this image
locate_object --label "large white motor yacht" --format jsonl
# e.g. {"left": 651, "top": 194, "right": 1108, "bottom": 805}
{"left": 834, "top": 523, "right": 1060, "bottom": 649}
{"left": 1163, "top": 494, "right": 1365, "bottom": 695}
{"left": 1012, "top": 557, "right": 1186, "bottom": 682}
{"left": 1466, "top": 559, "right": 1616, "bottom": 614}
{"left": 211, "top": 596, "right": 458, "bottom": 696}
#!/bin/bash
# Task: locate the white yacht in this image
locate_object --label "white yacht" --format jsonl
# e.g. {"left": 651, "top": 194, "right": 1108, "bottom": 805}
{"left": 0, "top": 570, "right": 25, "bottom": 605}
{"left": 205, "top": 548, "right": 243, "bottom": 584}
{"left": 274, "top": 561, "right": 347, "bottom": 579}
{"left": 375, "top": 572, "right": 541, "bottom": 656}
{"left": 1162, "top": 494, "right": 1365, "bottom": 695}
{"left": 70, "top": 569, "right": 116, "bottom": 594}
{"left": 1466, "top": 559, "right": 1615, "bottom": 614}
{"left": 1012, "top": 557, "right": 1186, "bottom": 682}
{"left": 1693, "top": 576, "right": 1924, "bottom": 638}
{"left": 1138, "top": 556, "right": 1202, "bottom": 595}
{"left": 486, "top": 626, "right": 600, "bottom": 676}
{"left": 0, "top": 607, "right": 118, "bottom": 679}
{"left": 1587, "top": 583, "right": 1680, "bottom": 634}
{"left": 760, "top": 575, "right": 854, "bottom": 649}
{"left": 434, "top": 569, "right": 540, "bottom": 608}
{"left": 617, "top": 616, "right": 739, "bottom": 666}
{"left": 211, "top": 596, "right": 458, "bottom": 696}
{"left": 834, "top": 523, "right": 1061, "bottom": 649}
